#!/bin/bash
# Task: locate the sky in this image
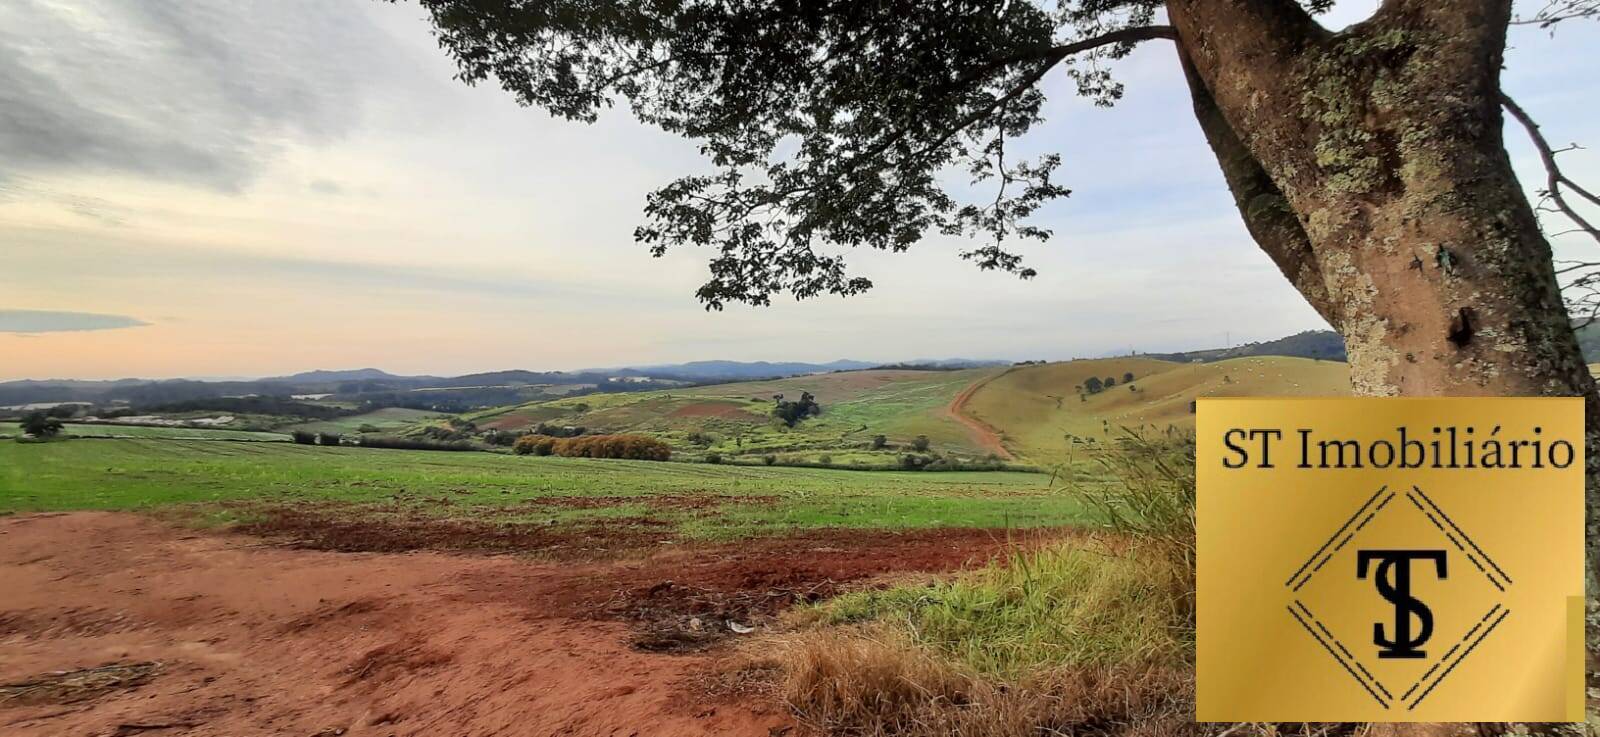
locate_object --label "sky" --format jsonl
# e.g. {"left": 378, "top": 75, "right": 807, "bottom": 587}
{"left": 2, "top": 2, "right": 1598, "bottom": 381}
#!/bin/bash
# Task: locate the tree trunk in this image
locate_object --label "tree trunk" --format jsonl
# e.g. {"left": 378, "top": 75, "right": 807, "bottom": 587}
{"left": 1166, "top": 0, "right": 1600, "bottom": 709}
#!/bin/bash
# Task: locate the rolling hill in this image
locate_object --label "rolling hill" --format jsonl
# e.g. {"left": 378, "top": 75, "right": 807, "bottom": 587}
{"left": 959, "top": 356, "right": 1350, "bottom": 468}
{"left": 458, "top": 356, "right": 1352, "bottom": 468}
{"left": 466, "top": 368, "right": 1007, "bottom": 465}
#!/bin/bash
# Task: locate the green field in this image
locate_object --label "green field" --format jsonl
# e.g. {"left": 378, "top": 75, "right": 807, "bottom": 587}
{"left": 467, "top": 368, "right": 1004, "bottom": 463}
{"left": 283, "top": 407, "right": 447, "bottom": 435}
{"left": 0, "top": 438, "right": 1088, "bottom": 538}
{"left": 962, "top": 356, "right": 1349, "bottom": 467}
{"left": 453, "top": 357, "right": 1351, "bottom": 469}
{"left": 1, "top": 422, "right": 289, "bottom": 442}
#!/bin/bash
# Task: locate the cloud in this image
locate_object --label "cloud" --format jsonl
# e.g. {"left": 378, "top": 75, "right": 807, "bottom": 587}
{"left": 0, "top": 309, "right": 149, "bottom": 333}
{"left": 0, "top": 1, "right": 398, "bottom": 191}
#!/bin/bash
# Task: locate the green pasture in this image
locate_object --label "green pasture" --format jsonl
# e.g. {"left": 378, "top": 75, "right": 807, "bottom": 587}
{"left": 0, "top": 438, "right": 1091, "bottom": 538}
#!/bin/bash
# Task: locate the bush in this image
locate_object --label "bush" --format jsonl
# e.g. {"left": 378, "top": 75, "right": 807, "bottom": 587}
{"left": 870, "top": 434, "right": 888, "bottom": 450}
{"left": 20, "top": 412, "right": 64, "bottom": 438}
{"left": 357, "top": 424, "right": 382, "bottom": 434}
{"left": 704, "top": 451, "right": 724, "bottom": 464}
{"left": 482, "top": 429, "right": 521, "bottom": 446}
{"left": 1082, "top": 430, "right": 1196, "bottom": 578}
{"left": 516, "top": 433, "right": 671, "bottom": 460}
{"left": 818, "top": 454, "right": 832, "bottom": 466}
{"left": 763, "top": 454, "right": 778, "bottom": 466}
{"left": 357, "top": 436, "right": 476, "bottom": 451}
{"left": 911, "top": 435, "right": 930, "bottom": 452}
{"left": 686, "top": 431, "right": 714, "bottom": 446}
{"left": 533, "top": 422, "right": 586, "bottom": 438}
{"left": 513, "top": 435, "right": 557, "bottom": 456}
{"left": 317, "top": 432, "right": 343, "bottom": 446}
{"left": 773, "top": 391, "right": 822, "bottom": 427}
{"left": 899, "top": 454, "right": 931, "bottom": 470}
{"left": 290, "top": 430, "right": 317, "bottom": 445}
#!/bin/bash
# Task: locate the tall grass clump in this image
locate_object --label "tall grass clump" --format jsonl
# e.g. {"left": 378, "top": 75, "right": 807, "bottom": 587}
{"left": 769, "top": 431, "right": 1199, "bottom": 736}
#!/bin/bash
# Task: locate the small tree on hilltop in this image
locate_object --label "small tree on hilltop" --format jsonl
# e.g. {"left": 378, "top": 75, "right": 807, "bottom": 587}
{"left": 20, "top": 412, "right": 64, "bottom": 439}
{"left": 1123, "top": 372, "right": 1135, "bottom": 384}
{"left": 773, "top": 391, "right": 821, "bottom": 428}
{"left": 1083, "top": 376, "right": 1104, "bottom": 395}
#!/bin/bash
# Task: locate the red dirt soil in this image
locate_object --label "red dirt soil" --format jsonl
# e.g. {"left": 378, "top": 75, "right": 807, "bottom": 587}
{"left": 0, "top": 512, "right": 1046, "bottom": 736}
{"left": 945, "top": 370, "right": 1015, "bottom": 460}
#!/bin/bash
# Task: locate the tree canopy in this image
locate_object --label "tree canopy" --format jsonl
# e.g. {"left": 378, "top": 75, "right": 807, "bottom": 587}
{"left": 406, "top": 0, "right": 1230, "bottom": 307}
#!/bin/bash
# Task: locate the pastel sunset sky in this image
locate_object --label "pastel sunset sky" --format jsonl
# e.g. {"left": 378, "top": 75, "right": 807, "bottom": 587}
{"left": 3, "top": 1, "right": 1597, "bottom": 380}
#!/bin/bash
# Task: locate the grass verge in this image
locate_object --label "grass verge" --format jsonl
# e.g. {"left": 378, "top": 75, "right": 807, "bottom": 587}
{"left": 763, "top": 432, "right": 1199, "bottom": 736}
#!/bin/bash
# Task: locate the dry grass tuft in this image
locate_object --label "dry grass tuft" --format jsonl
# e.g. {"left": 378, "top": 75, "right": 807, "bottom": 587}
{"left": 771, "top": 626, "right": 1193, "bottom": 736}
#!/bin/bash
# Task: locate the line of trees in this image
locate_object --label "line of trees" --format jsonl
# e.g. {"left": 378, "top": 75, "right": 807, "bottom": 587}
{"left": 513, "top": 433, "right": 672, "bottom": 461}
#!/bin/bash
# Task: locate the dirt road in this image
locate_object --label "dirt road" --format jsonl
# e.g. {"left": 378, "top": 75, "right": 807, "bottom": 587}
{"left": 945, "top": 370, "right": 1015, "bottom": 460}
{"left": 0, "top": 513, "right": 1032, "bottom": 736}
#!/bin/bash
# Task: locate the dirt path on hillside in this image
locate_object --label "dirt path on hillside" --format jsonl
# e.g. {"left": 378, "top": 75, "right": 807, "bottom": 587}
{"left": 0, "top": 513, "right": 1038, "bottom": 737}
{"left": 945, "top": 370, "right": 1015, "bottom": 461}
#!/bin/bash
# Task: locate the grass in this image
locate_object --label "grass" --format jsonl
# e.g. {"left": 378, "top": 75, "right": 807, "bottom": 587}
{"left": 455, "top": 357, "right": 1350, "bottom": 472}
{"left": 0, "top": 438, "right": 1090, "bottom": 538}
{"left": 761, "top": 433, "right": 1201, "bottom": 737}
{"left": 963, "top": 356, "right": 1348, "bottom": 468}
{"left": 807, "top": 541, "right": 1190, "bottom": 677}
{"left": 1, "top": 422, "right": 289, "bottom": 442}
{"left": 466, "top": 368, "right": 1003, "bottom": 462}
{"left": 283, "top": 407, "right": 446, "bottom": 435}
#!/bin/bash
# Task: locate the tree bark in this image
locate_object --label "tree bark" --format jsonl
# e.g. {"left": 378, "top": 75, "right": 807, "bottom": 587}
{"left": 1166, "top": 0, "right": 1600, "bottom": 707}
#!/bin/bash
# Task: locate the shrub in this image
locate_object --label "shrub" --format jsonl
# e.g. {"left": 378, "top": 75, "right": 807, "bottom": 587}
{"left": 772, "top": 391, "right": 822, "bottom": 427}
{"left": 513, "top": 435, "right": 557, "bottom": 456}
{"left": 911, "top": 435, "right": 930, "bottom": 452}
{"left": 290, "top": 430, "right": 317, "bottom": 445}
{"left": 482, "top": 429, "right": 521, "bottom": 446}
{"left": 317, "top": 432, "right": 343, "bottom": 446}
{"left": 818, "top": 454, "right": 832, "bottom": 466}
{"left": 20, "top": 412, "right": 64, "bottom": 438}
{"left": 686, "top": 431, "right": 714, "bottom": 446}
{"left": 704, "top": 451, "right": 724, "bottom": 464}
{"left": 357, "top": 424, "right": 382, "bottom": 434}
{"left": 899, "top": 454, "right": 930, "bottom": 470}
{"left": 358, "top": 436, "right": 476, "bottom": 452}
{"left": 1081, "top": 430, "right": 1196, "bottom": 581}
{"left": 533, "top": 422, "right": 586, "bottom": 438}
{"left": 763, "top": 454, "right": 778, "bottom": 466}
{"left": 516, "top": 433, "right": 671, "bottom": 460}
{"left": 870, "top": 434, "right": 888, "bottom": 450}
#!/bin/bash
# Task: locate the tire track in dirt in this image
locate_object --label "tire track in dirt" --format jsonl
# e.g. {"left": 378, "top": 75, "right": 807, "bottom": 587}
{"left": 944, "top": 368, "right": 1016, "bottom": 461}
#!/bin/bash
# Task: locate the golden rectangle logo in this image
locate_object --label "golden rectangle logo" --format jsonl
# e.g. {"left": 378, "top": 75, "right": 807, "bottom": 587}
{"left": 1196, "top": 398, "right": 1584, "bottom": 722}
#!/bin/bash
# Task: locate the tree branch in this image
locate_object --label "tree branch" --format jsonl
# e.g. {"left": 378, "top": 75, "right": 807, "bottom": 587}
{"left": 1503, "top": 93, "right": 1600, "bottom": 243}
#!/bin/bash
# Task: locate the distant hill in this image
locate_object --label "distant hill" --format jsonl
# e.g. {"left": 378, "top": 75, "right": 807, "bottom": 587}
{"left": 610, "top": 359, "right": 878, "bottom": 381}
{"left": 1134, "top": 330, "right": 1347, "bottom": 363}
{"left": 1574, "top": 322, "right": 1600, "bottom": 362}
{"left": 0, "top": 358, "right": 933, "bottom": 409}
{"left": 464, "top": 355, "right": 1354, "bottom": 467}
{"left": 262, "top": 368, "right": 406, "bottom": 383}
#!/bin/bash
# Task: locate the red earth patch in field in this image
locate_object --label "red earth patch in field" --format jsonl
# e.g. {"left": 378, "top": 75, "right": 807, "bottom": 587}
{"left": 669, "top": 402, "right": 766, "bottom": 421}
{"left": 1, "top": 512, "right": 1061, "bottom": 736}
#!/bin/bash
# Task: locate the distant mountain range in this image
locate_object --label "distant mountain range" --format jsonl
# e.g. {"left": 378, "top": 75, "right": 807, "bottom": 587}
{"left": 0, "top": 358, "right": 998, "bottom": 408}
{"left": 30, "top": 326, "right": 1600, "bottom": 410}
{"left": 1133, "top": 330, "right": 1348, "bottom": 363}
